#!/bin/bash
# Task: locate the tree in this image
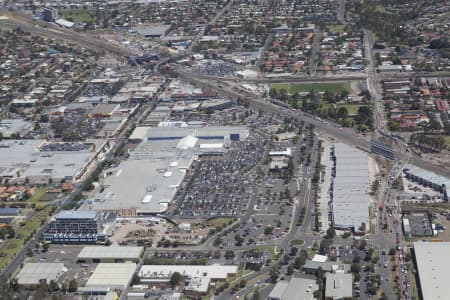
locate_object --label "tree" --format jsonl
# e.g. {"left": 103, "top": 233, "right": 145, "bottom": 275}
{"left": 358, "top": 240, "right": 367, "bottom": 250}
{"left": 269, "top": 266, "right": 279, "bottom": 283}
{"left": 355, "top": 106, "right": 373, "bottom": 127}
{"left": 234, "top": 234, "right": 244, "bottom": 246}
{"left": 337, "top": 106, "right": 349, "bottom": 119}
{"left": 264, "top": 226, "right": 274, "bottom": 235}
{"left": 48, "top": 280, "right": 59, "bottom": 292}
{"left": 225, "top": 250, "right": 235, "bottom": 259}
{"left": 61, "top": 281, "right": 68, "bottom": 292}
{"left": 287, "top": 264, "right": 294, "bottom": 275}
{"left": 269, "top": 88, "right": 278, "bottom": 99}
{"left": 239, "top": 279, "right": 247, "bottom": 288}
{"left": 170, "top": 272, "right": 183, "bottom": 287}
{"left": 39, "top": 114, "right": 50, "bottom": 123}
{"left": 68, "top": 279, "right": 77, "bottom": 292}
{"left": 351, "top": 263, "right": 361, "bottom": 274}
{"left": 325, "top": 228, "right": 336, "bottom": 239}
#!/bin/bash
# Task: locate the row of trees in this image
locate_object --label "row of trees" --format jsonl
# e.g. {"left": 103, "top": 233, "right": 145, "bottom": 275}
{"left": 410, "top": 134, "right": 447, "bottom": 153}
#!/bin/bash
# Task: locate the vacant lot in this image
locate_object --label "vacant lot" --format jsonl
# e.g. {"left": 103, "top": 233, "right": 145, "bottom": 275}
{"left": 272, "top": 82, "right": 351, "bottom": 94}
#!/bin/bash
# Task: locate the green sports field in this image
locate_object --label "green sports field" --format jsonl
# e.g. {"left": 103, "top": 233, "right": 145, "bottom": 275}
{"left": 272, "top": 82, "right": 351, "bottom": 94}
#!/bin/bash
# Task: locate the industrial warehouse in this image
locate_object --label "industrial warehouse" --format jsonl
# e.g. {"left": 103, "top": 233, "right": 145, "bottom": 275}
{"left": 413, "top": 242, "right": 450, "bottom": 300}
{"left": 87, "top": 125, "right": 249, "bottom": 216}
{"left": 331, "top": 143, "right": 370, "bottom": 233}
{"left": 77, "top": 246, "right": 143, "bottom": 263}
{"left": 0, "top": 139, "right": 110, "bottom": 184}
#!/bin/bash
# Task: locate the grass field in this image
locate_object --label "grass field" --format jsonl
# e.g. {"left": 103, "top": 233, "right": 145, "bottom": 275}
{"left": 272, "top": 82, "right": 351, "bottom": 94}
{"left": 60, "top": 9, "right": 94, "bottom": 23}
{"left": 326, "top": 24, "right": 346, "bottom": 33}
{"left": 207, "top": 217, "right": 236, "bottom": 228}
{"left": 290, "top": 239, "right": 305, "bottom": 246}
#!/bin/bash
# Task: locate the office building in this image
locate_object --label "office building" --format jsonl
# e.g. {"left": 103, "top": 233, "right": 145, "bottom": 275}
{"left": 43, "top": 210, "right": 109, "bottom": 244}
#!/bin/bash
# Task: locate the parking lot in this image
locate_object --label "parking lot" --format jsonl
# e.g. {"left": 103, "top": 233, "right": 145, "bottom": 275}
{"left": 189, "top": 59, "right": 243, "bottom": 77}
{"left": 176, "top": 132, "right": 266, "bottom": 218}
{"left": 29, "top": 244, "right": 94, "bottom": 285}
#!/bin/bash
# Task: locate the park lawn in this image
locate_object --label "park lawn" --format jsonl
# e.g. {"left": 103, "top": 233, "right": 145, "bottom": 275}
{"left": 60, "top": 9, "right": 94, "bottom": 23}
{"left": 272, "top": 82, "right": 351, "bottom": 94}
{"left": 207, "top": 217, "right": 236, "bottom": 228}
{"left": 326, "top": 24, "right": 345, "bottom": 33}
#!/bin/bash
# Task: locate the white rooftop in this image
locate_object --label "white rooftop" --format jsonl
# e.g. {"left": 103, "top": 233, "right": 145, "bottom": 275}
{"left": 139, "top": 265, "right": 238, "bottom": 281}
{"left": 414, "top": 242, "right": 450, "bottom": 300}
{"left": 0, "top": 140, "right": 104, "bottom": 182}
{"left": 332, "top": 143, "right": 370, "bottom": 232}
{"left": 325, "top": 273, "right": 353, "bottom": 299}
{"left": 17, "top": 263, "right": 65, "bottom": 285}
{"left": 86, "top": 263, "right": 136, "bottom": 289}
{"left": 77, "top": 246, "right": 143, "bottom": 260}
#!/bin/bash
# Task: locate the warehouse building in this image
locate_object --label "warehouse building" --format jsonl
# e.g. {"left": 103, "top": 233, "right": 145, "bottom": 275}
{"left": 325, "top": 273, "right": 353, "bottom": 300}
{"left": 43, "top": 210, "right": 114, "bottom": 244}
{"left": 331, "top": 143, "right": 370, "bottom": 233}
{"left": 0, "top": 139, "right": 109, "bottom": 184}
{"left": 413, "top": 242, "right": 450, "bottom": 300}
{"left": 16, "top": 263, "right": 65, "bottom": 287}
{"left": 403, "top": 165, "right": 450, "bottom": 201}
{"left": 0, "top": 119, "right": 32, "bottom": 138}
{"left": 268, "top": 277, "right": 318, "bottom": 300}
{"left": 77, "top": 246, "right": 143, "bottom": 263}
{"left": 86, "top": 263, "right": 136, "bottom": 290}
